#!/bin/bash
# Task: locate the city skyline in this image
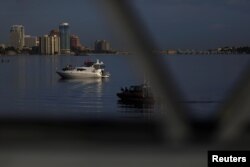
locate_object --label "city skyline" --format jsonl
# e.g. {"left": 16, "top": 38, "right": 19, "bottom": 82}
{"left": 1, "top": 23, "right": 250, "bottom": 54}
{"left": 0, "top": 0, "right": 250, "bottom": 50}
{"left": 0, "top": 23, "right": 114, "bottom": 55}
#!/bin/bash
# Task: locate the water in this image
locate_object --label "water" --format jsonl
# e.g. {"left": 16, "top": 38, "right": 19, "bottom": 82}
{"left": 163, "top": 55, "right": 250, "bottom": 120}
{"left": 0, "top": 54, "right": 249, "bottom": 121}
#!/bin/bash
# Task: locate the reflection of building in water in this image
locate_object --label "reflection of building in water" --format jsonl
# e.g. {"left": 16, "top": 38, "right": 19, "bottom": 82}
{"left": 17, "top": 56, "right": 27, "bottom": 89}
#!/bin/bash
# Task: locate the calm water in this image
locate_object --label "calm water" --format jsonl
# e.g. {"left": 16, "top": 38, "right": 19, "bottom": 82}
{"left": 0, "top": 54, "right": 249, "bottom": 120}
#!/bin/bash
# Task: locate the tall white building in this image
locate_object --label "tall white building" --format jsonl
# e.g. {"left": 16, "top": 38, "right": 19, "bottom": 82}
{"left": 10, "top": 25, "right": 25, "bottom": 50}
{"left": 52, "top": 35, "right": 60, "bottom": 55}
{"left": 40, "top": 35, "right": 49, "bottom": 55}
{"left": 40, "top": 35, "right": 60, "bottom": 55}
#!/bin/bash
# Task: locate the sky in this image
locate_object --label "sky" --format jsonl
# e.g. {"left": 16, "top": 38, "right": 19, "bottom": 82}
{"left": 0, "top": 0, "right": 250, "bottom": 50}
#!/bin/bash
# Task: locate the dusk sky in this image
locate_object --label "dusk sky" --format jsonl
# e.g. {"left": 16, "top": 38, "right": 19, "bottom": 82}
{"left": 0, "top": 0, "right": 250, "bottom": 50}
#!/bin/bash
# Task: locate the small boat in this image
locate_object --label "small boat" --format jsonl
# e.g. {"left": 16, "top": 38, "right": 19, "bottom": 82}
{"left": 56, "top": 59, "right": 110, "bottom": 79}
{"left": 117, "top": 83, "right": 154, "bottom": 103}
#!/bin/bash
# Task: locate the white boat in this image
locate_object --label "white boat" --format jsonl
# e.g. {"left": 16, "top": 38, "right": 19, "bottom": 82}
{"left": 56, "top": 59, "right": 110, "bottom": 79}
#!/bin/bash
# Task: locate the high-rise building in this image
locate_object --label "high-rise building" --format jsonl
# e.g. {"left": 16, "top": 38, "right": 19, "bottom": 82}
{"left": 40, "top": 35, "right": 51, "bottom": 55}
{"left": 59, "top": 22, "right": 70, "bottom": 54}
{"left": 10, "top": 25, "right": 25, "bottom": 50}
{"left": 40, "top": 35, "right": 60, "bottom": 55}
{"left": 24, "top": 35, "right": 38, "bottom": 48}
{"left": 70, "top": 35, "right": 81, "bottom": 49}
{"left": 52, "top": 35, "right": 60, "bottom": 55}
{"left": 94, "top": 40, "right": 111, "bottom": 52}
{"left": 49, "top": 29, "right": 60, "bottom": 37}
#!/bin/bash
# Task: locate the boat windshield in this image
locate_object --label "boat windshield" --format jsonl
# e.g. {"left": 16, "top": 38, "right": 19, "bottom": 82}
{"left": 129, "top": 86, "right": 142, "bottom": 92}
{"left": 76, "top": 68, "right": 86, "bottom": 71}
{"left": 93, "top": 64, "right": 105, "bottom": 69}
{"left": 84, "top": 61, "right": 95, "bottom": 67}
{"left": 62, "top": 65, "right": 74, "bottom": 71}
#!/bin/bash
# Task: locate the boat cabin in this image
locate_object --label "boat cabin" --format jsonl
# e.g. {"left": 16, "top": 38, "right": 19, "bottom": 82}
{"left": 84, "top": 61, "right": 95, "bottom": 67}
{"left": 129, "top": 85, "right": 143, "bottom": 92}
{"left": 93, "top": 64, "right": 105, "bottom": 70}
{"left": 62, "top": 65, "right": 74, "bottom": 71}
{"left": 76, "top": 68, "right": 86, "bottom": 71}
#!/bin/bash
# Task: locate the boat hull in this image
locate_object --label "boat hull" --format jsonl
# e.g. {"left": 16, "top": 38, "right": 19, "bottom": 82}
{"left": 56, "top": 71, "right": 103, "bottom": 79}
{"left": 56, "top": 59, "right": 110, "bottom": 79}
{"left": 116, "top": 93, "right": 154, "bottom": 103}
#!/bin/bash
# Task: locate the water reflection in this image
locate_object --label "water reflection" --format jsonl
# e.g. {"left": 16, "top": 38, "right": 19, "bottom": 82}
{"left": 58, "top": 78, "right": 109, "bottom": 97}
{"left": 1, "top": 58, "right": 10, "bottom": 63}
{"left": 117, "top": 99, "right": 154, "bottom": 110}
{"left": 58, "top": 77, "right": 108, "bottom": 85}
{"left": 117, "top": 100, "right": 156, "bottom": 120}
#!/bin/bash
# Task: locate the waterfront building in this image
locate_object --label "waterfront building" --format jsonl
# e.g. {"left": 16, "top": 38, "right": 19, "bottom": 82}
{"left": 40, "top": 35, "right": 51, "bottom": 55}
{"left": 59, "top": 23, "right": 70, "bottom": 54}
{"left": 52, "top": 35, "right": 60, "bottom": 55}
{"left": 49, "top": 29, "right": 60, "bottom": 37}
{"left": 10, "top": 25, "right": 25, "bottom": 50}
{"left": 40, "top": 35, "right": 60, "bottom": 55}
{"left": 24, "top": 35, "right": 38, "bottom": 48}
{"left": 94, "top": 40, "right": 111, "bottom": 52}
{"left": 70, "top": 35, "right": 81, "bottom": 50}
